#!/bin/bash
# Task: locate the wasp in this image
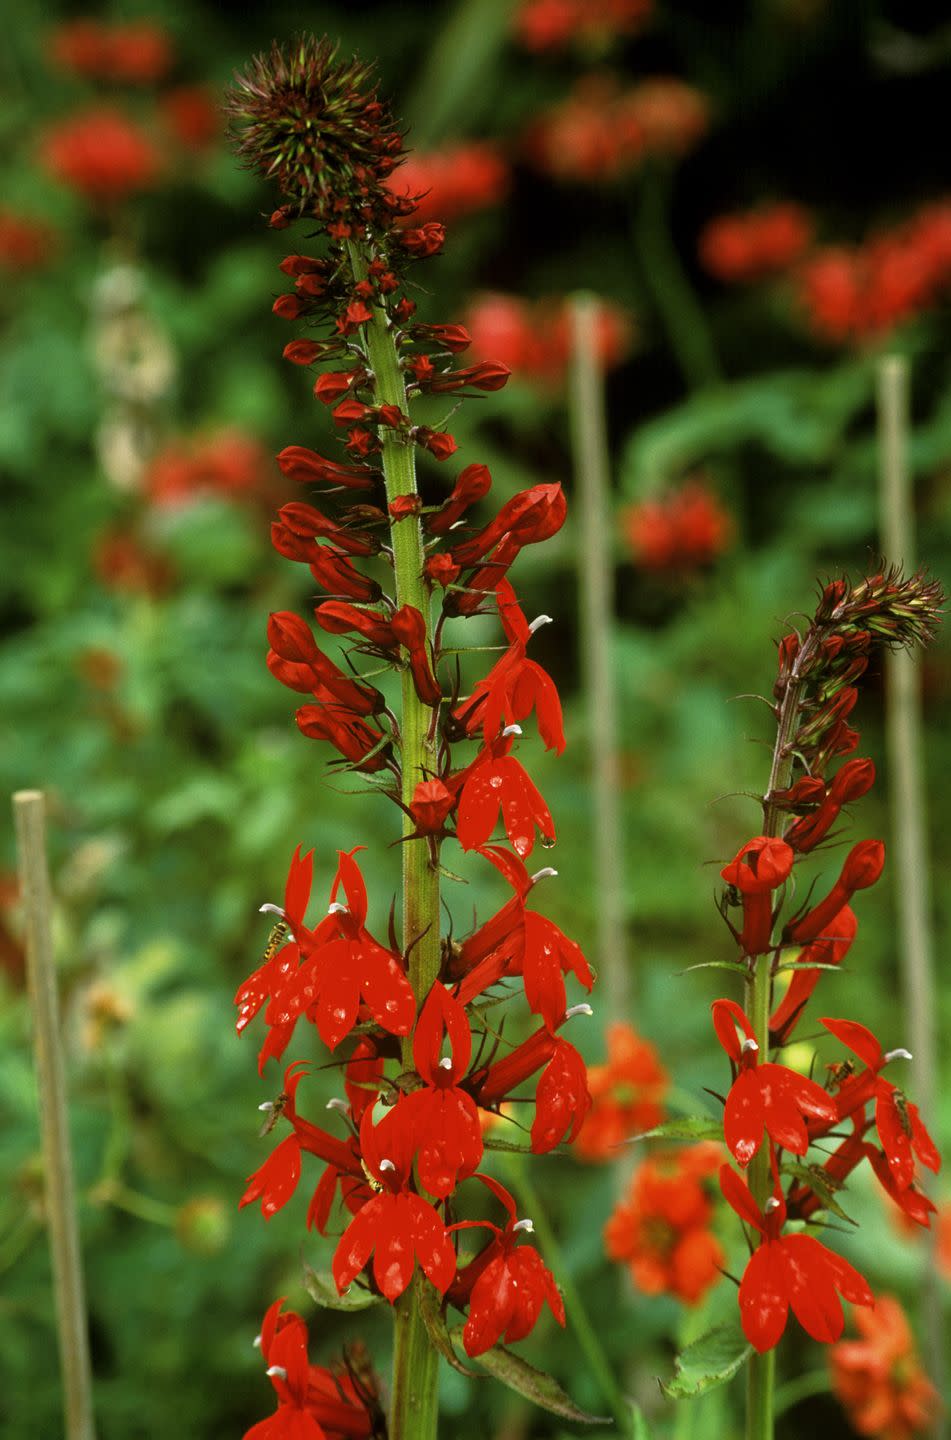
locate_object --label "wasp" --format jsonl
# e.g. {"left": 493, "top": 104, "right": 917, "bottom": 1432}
{"left": 261, "top": 918, "right": 289, "bottom": 965}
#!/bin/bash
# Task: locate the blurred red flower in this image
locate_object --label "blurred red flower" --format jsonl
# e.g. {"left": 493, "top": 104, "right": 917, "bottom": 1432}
{"left": 605, "top": 1145, "right": 723, "bottom": 1304}
{"left": 831, "top": 1295, "right": 939, "bottom": 1440}
{"left": 466, "top": 291, "right": 629, "bottom": 385}
{"left": 49, "top": 19, "right": 172, "bottom": 84}
{"left": 159, "top": 85, "right": 220, "bottom": 151}
{"left": 0, "top": 210, "right": 58, "bottom": 271}
{"left": 622, "top": 477, "right": 733, "bottom": 572}
{"left": 40, "top": 107, "right": 163, "bottom": 202}
{"left": 94, "top": 528, "right": 173, "bottom": 596}
{"left": 700, "top": 203, "right": 813, "bottom": 282}
{"left": 515, "top": 0, "right": 652, "bottom": 52}
{"left": 144, "top": 431, "right": 271, "bottom": 508}
{"left": 387, "top": 143, "right": 509, "bottom": 223}
{"left": 574, "top": 1022, "right": 667, "bottom": 1161}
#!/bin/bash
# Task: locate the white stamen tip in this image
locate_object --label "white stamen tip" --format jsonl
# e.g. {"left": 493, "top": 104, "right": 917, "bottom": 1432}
{"left": 741, "top": 1038, "right": 759, "bottom": 1055}
{"left": 438, "top": 1057, "right": 453, "bottom": 1070}
{"left": 565, "top": 1004, "right": 594, "bottom": 1020}
{"left": 259, "top": 903, "right": 284, "bottom": 917}
{"left": 529, "top": 614, "right": 553, "bottom": 634}
{"left": 326, "top": 1097, "right": 349, "bottom": 1114}
{"left": 513, "top": 1217, "right": 534, "bottom": 1234}
{"left": 266, "top": 1365, "right": 288, "bottom": 1380}
{"left": 252, "top": 1334, "right": 262, "bottom": 1350}
{"left": 257, "top": 1101, "right": 274, "bottom": 1113}
{"left": 328, "top": 902, "right": 349, "bottom": 915}
{"left": 379, "top": 1158, "right": 396, "bottom": 1173}
{"left": 530, "top": 866, "right": 558, "bottom": 884}
{"left": 765, "top": 1197, "right": 781, "bottom": 1214}
{"left": 884, "top": 1047, "right": 913, "bottom": 1063}
{"left": 502, "top": 724, "right": 523, "bottom": 737}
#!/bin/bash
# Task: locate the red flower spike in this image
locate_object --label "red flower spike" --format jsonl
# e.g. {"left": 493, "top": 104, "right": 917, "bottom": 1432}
{"left": 456, "top": 733, "right": 556, "bottom": 857}
{"left": 712, "top": 999, "right": 837, "bottom": 1166}
{"left": 400, "top": 984, "right": 483, "bottom": 1196}
{"left": 720, "top": 837, "right": 794, "bottom": 955}
{"left": 332, "top": 1102, "right": 457, "bottom": 1301}
{"left": 532, "top": 1037, "right": 592, "bottom": 1152}
{"left": 719, "top": 1164, "right": 874, "bottom": 1352}
{"left": 787, "top": 840, "right": 885, "bottom": 945}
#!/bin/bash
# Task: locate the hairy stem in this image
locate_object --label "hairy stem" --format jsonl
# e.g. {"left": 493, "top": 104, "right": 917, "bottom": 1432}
{"left": 350, "top": 244, "right": 442, "bottom": 1440}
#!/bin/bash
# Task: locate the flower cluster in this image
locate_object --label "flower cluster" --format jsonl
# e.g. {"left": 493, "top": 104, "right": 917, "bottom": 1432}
{"left": 40, "top": 107, "right": 164, "bottom": 203}
{"left": 49, "top": 17, "right": 172, "bottom": 85}
{"left": 698, "top": 203, "right": 813, "bottom": 284}
{"left": 710, "top": 570, "right": 943, "bottom": 1354}
{"left": 575, "top": 1021, "right": 666, "bottom": 1161}
{"left": 524, "top": 74, "right": 709, "bottom": 183}
{"left": 225, "top": 36, "right": 594, "bottom": 1434}
{"left": 622, "top": 477, "right": 733, "bottom": 574}
{"left": 830, "top": 1295, "right": 940, "bottom": 1440}
{"left": 605, "top": 1143, "right": 724, "bottom": 1304}
{"left": 514, "top": 0, "right": 653, "bottom": 53}
{"left": 466, "top": 291, "right": 630, "bottom": 389}
{"left": 385, "top": 143, "right": 509, "bottom": 225}
{"left": 143, "top": 430, "right": 271, "bottom": 510}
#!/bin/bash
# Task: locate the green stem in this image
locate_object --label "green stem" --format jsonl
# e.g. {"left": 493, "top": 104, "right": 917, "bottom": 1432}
{"left": 349, "top": 244, "right": 442, "bottom": 1440}
{"left": 506, "top": 1158, "right": 637, "bottom": 1437}
{"left": 772, "top": 1369, "right": 830, "bottom": 1417}
{"left": 633, "top": 165, "right": 722, "bottom": 393}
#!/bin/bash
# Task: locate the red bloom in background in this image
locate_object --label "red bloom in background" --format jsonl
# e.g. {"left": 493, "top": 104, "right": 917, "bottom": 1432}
{"left": 386, "top": 143, "right": 509, "bottom": 224}
{"left": 605, "top": 1145, "right": 723, "bottom": 1304}
{"left": 623, "top": 477, "right": 734, "bottom": 573}
{"left": 515, "top": 0, "right": 652, "bottom": 52}
{"left": 713, "top": 999, "right": 836, "bottom": 1166}
{"left": 699, "top": 203, "right": 813, "bottom": 283}
{"left": 720, "top": 1164, "right": 874, "bottom": 1352}
{"left": 465, "top": 291, "right": 630, "bottom": 387}
{"left": 453, "top": 1175, "right": 565, "bottom": 1356}
{"left": 0, "top": 211, "right": 58, "bottom": 271}
{"left": 574, "top": 1022, "right": 667, "bottom": 1160}
{"left": 160, "top": 85, "right": 220, "bottom": 151}
{"left": 332, "top": 1101, "right": 457, "bottom": 1302}
{"left": 48, "top": 19, "right": 173, "bottom": 84}
{"left": 831, "top": 1294, "right": 939, "bottom": 1440}
{"left": 144, "top": 431, "right": 271, "bottom": 508}
{"left": 40, "top": 107, "right": 163, "bottom": 202}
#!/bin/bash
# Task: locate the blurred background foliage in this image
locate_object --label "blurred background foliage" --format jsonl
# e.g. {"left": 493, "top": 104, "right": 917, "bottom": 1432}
{"left": 2, "top": 0, "right": 950, "bottom": 1436}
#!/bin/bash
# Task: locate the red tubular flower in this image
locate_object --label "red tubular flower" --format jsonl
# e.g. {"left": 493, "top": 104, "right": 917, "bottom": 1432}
{"left": 267, "top": 612, "right": 381, "bottom": 714}
{"left": 389, "top": 605, "right": 441, "bottom": 706}
{"left": 787, "top": 841, "right": 885, "bottom": 944}
{"left": 295, "top": 704, "right": 390, "bottom": 770}
{"left": 531, "top": 1036, "right": 591, "bottom": 1151}
{"left": 451, "top": 485, "right": 567, "bottom": 567}
{"left": 769, "top": 905, "right": 857, "bottom": 1043}
{"left": 785, "top": 757, "right": 876, "bottom": 852}
{"left": 277, "top": 501, "right": 377, "bottom": 558}
{"left": 454, "top": 1175, "right": 565, "bottom": 1356}
{"left": 713, "top": 999, "right": 836, "bottom": 1165}
{"left": 400, "top": 984, "right": 483, "bottom": 1196}
{"left": 245, "top": 1298, "right": 376, "bottom": 1440}
{"left": 455, "top": 731, "right": 556, "bottom": 858}
{"left": 235, "top": 846, "right": 315, "bottom": 1040}
{"left": 720, "top": 836, "right": 794, "bottom": 955}
{"left": 276, "top": 445, "right": 377, "bottom": 490}
{"left": 408, "top": 779, "right": 455, "bottom": 835}
{"left": 425, "top": 463, "right": 492, "bottom": 535}
{"left": 428, "top": 361, "right": 512, "bottom": 394}
{"left": 332, "top": 1101, "right": 457, "bottom": 1301}
{"left": 719, "top": 1164, "right": 874, "bottom": 1352}
{"left": 313, "top": 602, "right": 397, "bottom": 650}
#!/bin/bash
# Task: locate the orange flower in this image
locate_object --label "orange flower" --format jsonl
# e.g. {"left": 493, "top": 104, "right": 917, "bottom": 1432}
{"left": 623, "top": 478, "right": 733, "bottom": 573}
{"left": 831, "top": 1295, "right": 940, "bottom": 1440}
{"left": 604, "top": 1144, "right": 723, "bottom": 1304}
{"left": 574, "top": 1022, "right": 667, "bottom": 1160}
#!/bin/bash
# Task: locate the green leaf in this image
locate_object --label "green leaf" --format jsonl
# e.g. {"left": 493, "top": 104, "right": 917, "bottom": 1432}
{"left": 302, "top": 1264, "right": 382, "bottom": 1312}
{"left": 419, "top": 1281, "right": 482, "bottom": 1377}
{"left": 781, "top": 1162, "right": 857, "bottom": 1224}
{"left": 678, "top": 960, "right": 750, "bottom": 976}
{"left": 449, "top": 1327, "right": 609, "bottom": 1424}
{"left": 624, "top": 1116, "right": 723, "bottom": 1145}
{"left": 660, "top": 1322, "right": 753, "bottom": 1400}
{"left": 482, "top": 1135, "right": 567, "bottom": 1155}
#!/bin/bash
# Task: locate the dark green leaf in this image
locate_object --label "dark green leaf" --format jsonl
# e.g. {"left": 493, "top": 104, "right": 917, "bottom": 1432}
{"left": 781, "top": 1162, "right": 856, "bottom": 1224}
{"left": 660, "top": 1322, "right": 753, "bottom": 1399}
{"left": 624, "top": 1116, "right": 723, "bottom": 1145}
{"left": 302, "top": 1264, "right": 382, "bottom": 1312}
{"left": 448, "top": 1327, "right": 609, "bottom": 1424}
{"left": 418, "top": 1285, "right": 482, "bottom": 1376}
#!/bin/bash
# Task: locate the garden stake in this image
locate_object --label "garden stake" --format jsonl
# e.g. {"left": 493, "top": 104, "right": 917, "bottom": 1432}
{"left": 876, "top": 354, "right": 946, "bottom": 1438}
{"left": 570, "top": 292, "right": 629, "bottom": 1015}
{"left": 225, "top": 36, "right": 600, "bottom": 1438}
{"left": 13, "top": 790, "right": 97, "bottom": 1440}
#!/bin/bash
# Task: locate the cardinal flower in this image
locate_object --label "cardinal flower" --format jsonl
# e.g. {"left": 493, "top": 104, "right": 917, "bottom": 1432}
{"left": 720, "top": 837, "right": 794, "bottom": 955}
{"left": 769, "top": 906, "right": 857, "bottom": 1044}
{"left": 332, "top": 1100, "right": 457, "bottom": 1302}
{"left": 400, "top": 984, "right": 483, "bottom": 1197}
{"left": 605, "top": 1146, "right": 723, "bottom": 1304}
{"left": 831, "top": 1294, "right": 939, "bottom": 1440}
{"left": 454, "top": 727, "right": 555, "bottom": 857}
{"left": 719, "top": 1163, "right": 874, "bottom": 1352}
{"left": 575, "top": 1022, "right": 668, "bottom": 1160}
{"left": 451, "top": 1174, "right": 565, "bottom": 1356}
{"left": 245, "top": 1298, "right": 377, "bottom": 1440}
{"left": 713, "top": 999, "right": 836, "bottom": 1165}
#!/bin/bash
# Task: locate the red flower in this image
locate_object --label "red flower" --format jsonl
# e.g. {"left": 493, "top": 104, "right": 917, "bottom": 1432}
{"left": 719, "top": 1163, "right": 874, "bottom": 1352}
{"left": 713, "top": 999, "right": 836, "bottom": 1165}
{"left": 386, "top": 143, "right": 509, "bottom": 224}
{"left": 531, "top": 1035, "right": 591, "bottom": 1151}
{"left": 245, "top": 1298, "right": 376, "bottom": 1440}
{"left": 454, "top": 1174, "right": 565, "bottom": 1356}
{"left": 408, "top": 778, "right": 455, "bottom": 835}
{"left": 623, "top": 479, "right": 734, "bottom": 573}
{"left": 769, "top": 905, "right": 857, "bottom": 1043}
{"left": 415, "top": 426, "right": 457, "bottom": 460}
{"left": 605, "top": 1145, "right": 724, "bottom": 1304}
{"left": 40, "top": 107, "right": 163, "bottom": 202}
{"left": 425, "top": 462, "right": 492, "bottom": 535}
{"left": 786, "top": 840, "right": 885, "bottom": 944}
{"left": 720, "top": 836, "right": 794, "bottom": 956}
{"left": 699, "top": 203, "right": 813, "bottom": 283}
{"left": 831, "top": 1294, "right": 940, "bottom": 1440}
{"left": 332, "top": 1101, "right": 457, "bottom": 1301}
{"left": 574, "top": 1022, "right": 668, "bottom": 1160}
{"left": 400, "top": 984, "right": 483, "bottom": 1196}
{"left": 276, "top": 445, "right": 376, "bottom": 490}
{"left": 454, "top": 730, "right": 555, "bottom": 858}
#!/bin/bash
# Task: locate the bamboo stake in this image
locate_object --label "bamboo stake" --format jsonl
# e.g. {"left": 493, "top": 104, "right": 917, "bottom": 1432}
{"left": 13, "top": 791, "right": 96, "bottom": 1440}
{"left": 569, "top": 294, "right": 630, "bottom": 1016}
{"left": 876, "top": 357, "right": 946, "bottom": 1437}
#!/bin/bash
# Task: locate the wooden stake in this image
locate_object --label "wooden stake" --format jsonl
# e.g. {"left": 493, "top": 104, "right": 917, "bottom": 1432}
{"left": 13, "top": 791, "right": 96, "bottom": 1440}
{"left": 876, "top": 358, "right": 946, "bottom": 1437}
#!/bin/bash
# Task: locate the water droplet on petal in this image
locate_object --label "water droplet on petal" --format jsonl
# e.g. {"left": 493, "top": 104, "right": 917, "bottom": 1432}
{"left": 489, "top": 775, "right": 503, "bottom": 790}
{"left": 513, "top": 835, "right": 531, "bottom": 857}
